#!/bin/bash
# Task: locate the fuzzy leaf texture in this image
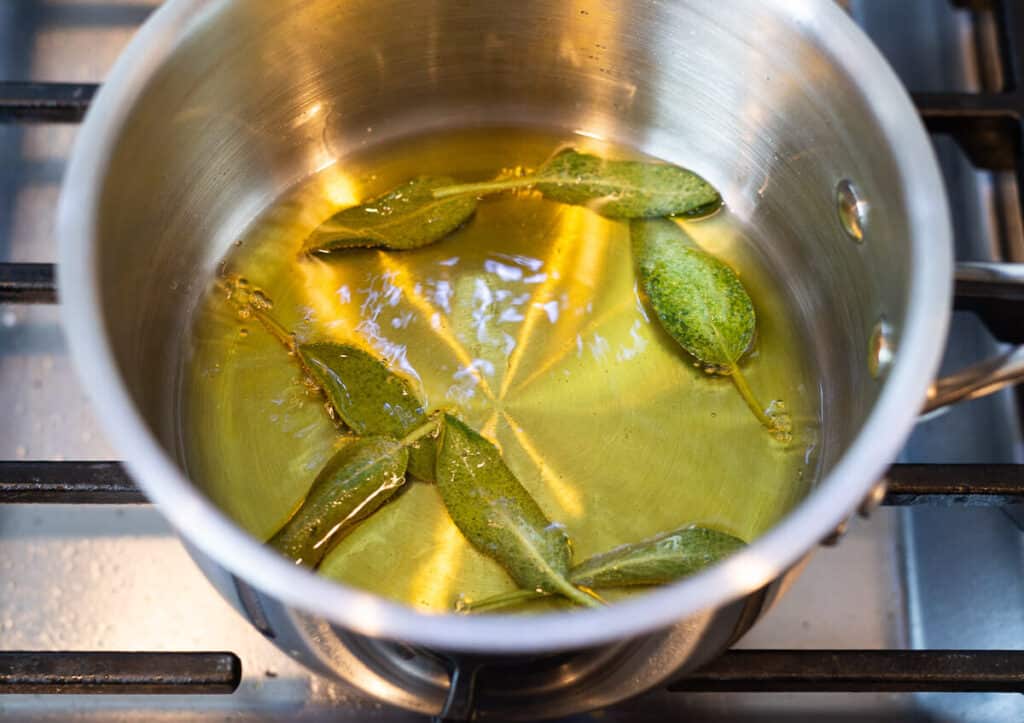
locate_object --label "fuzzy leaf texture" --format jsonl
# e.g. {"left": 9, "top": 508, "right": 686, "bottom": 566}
{"left": 432, "top": 149, "right": 721, "bottom": 219}
{"left": 463, "top": 525, "right": 746, "bottom": 613}
{"left": 569, "top": 525, "right": 746, "bottom": 588}
{"left": 305, "top": 176, "right": 478, "bottom": 252}
{"left": 535, "top": 149, "right": 721, "bottom": 218}
{"left": 630, "top": 219, "right": 755, "bottom": 369}
{"left": 434, "top": 414, "right": 598, "bottom": 607}
{"left": 298, "top": 343, "right": 435, "bottom": 480}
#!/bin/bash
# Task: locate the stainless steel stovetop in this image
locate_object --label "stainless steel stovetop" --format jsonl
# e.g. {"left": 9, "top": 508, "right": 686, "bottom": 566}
{"left": 2, "top": 1, "right": 1023, "bottom": 720}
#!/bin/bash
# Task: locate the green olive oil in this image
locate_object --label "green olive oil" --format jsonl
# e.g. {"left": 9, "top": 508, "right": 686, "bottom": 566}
{"left": 182, "top": 127, "right": 820, "bottom": 612}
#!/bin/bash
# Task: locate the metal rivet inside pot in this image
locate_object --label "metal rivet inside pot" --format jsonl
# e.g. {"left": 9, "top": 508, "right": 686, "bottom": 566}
{"left": 868, "top": 317, "right": 894, "bottom": 379}
{"left": 836, "top": 178, "right": 868, "bottom": 242}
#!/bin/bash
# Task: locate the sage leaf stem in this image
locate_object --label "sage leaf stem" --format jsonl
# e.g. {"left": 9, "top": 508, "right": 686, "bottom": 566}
{"left": 461, "top": 525, "right": 746, "bottom": 613}
{"left": 432, "top": 149, "right": 721, "bottom": 219}
{"left": 630, "top": 219, "right": 791, "bottom": 441}
{"left": 220, "top": 275, "right": 298, "bottom": 355}
{"left": 429, "top": 176, "right": 539, "bottom": 199}
{"left": 729, "top": 366, "right": 777, "bottom": 430}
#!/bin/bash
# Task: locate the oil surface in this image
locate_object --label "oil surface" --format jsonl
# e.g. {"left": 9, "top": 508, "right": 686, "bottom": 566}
{"left": 182, "top": 127, "right": 820, "bottom": 612}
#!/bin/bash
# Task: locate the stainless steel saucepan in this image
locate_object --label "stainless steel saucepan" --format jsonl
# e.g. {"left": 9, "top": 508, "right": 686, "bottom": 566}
{"left": 57, "top": 0, "right": 1024, "bottom": 718}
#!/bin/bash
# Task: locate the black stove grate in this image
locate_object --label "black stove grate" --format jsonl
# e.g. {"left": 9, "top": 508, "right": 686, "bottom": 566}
{"left": 673, "top": 650, "right": 1024, "bottom": 693}
{"left": 0, "top": 262, "right": 55, "bottom": 304}
{"left": 3, "top": 460, "right": 1024, "bottom": 507}
{"left": 919, "top": 0, "right": 1024, "bottom": 343}
{"left": 2, "top": 0, "right": 1024, "bottom": 705}
{"left": 0, "top": 82, "right": 96, "bottom": 124}
{"left": 0, "top": 652, "right": 241, "bottom": 695}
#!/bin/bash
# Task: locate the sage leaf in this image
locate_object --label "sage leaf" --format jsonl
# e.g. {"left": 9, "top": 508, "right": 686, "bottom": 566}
{"left": 432, "top": 149, "right": 721, "bottom": 219}
{"left": 631, "top": 219, "right": 791, "bottom": 439}
{"left": 631, "top": 219, "right": 754, "bottom": 368}
{"left": 218, "top": 280, "right": 443, "bottom": 468}
{"left": 297, "top": 342, "right": 436, "bottom": 480}
{"left": 461, "top": 525, "right": 745, "bottom": 613}
{"left": 269, "top": 436, "right": 409, "bottom": 568}
{"left": 434, "top": 414, "right": 600, "bottom": 608}
{"left": 569, "top": 525, "right": 746, "bottom": 588}
{"left": 304, "top": 176, "right": 478, "bottom": 253}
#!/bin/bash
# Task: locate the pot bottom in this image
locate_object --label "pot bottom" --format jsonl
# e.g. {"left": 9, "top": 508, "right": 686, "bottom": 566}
{"left": 230, "top": 575, "right": 776, "bottom": 719}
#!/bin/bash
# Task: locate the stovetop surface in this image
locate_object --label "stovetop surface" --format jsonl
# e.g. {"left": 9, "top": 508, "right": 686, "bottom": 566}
{"left": 2, "top": 1, "right": 1023, "bottom": 721}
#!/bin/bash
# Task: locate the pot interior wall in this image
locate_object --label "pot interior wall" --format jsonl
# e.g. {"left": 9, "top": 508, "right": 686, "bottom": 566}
{"left": 94, "top": 0, "right": 911, "bottom": 526}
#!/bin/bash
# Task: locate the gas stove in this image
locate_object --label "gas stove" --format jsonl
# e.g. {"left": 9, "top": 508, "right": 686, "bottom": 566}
{"left": 2, "top": 1, "right": 1024, "bottom": 721}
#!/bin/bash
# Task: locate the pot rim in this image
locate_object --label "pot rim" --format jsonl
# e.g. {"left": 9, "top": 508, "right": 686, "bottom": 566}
{"left": 57, "top": 0, "right": 952, "bottom": 653}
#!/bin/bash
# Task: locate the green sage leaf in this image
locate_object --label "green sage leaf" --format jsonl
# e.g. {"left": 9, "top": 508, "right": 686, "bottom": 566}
{"left": 434, "top": 414, "right": 600, "bottom": 607}
{"left": 305, "top": 176, "right": 478, "bottom": 253}
{"left": 536, "top": 149, "right": 721, "bottom": 218}
{"left": 569, "top": 525, "right": 746, "bottom": 588}
{"left": 269, "top": 436, "right": 409, "bottom": 567}
{"left": 297, "top": 342, "right": 435, "bottom": 480}
{"left": 630, "top": 218, "right": 754, "bottom": 369}
{"left": 433, "top": 149, "right": 721, "bottom": 219}
{"left": 461, "top": 525, "right": 745, "bottom": 612}
{"left": 631, "top": 219, "right": 792, "bottom": 439}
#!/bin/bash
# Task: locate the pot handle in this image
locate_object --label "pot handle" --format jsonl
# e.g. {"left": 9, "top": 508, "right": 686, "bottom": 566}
{"left": 921, "top": 261, "right": 1024, "bottom": 414}
{"left": 430, "top": 652, "right": 483, "bottom": 721}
